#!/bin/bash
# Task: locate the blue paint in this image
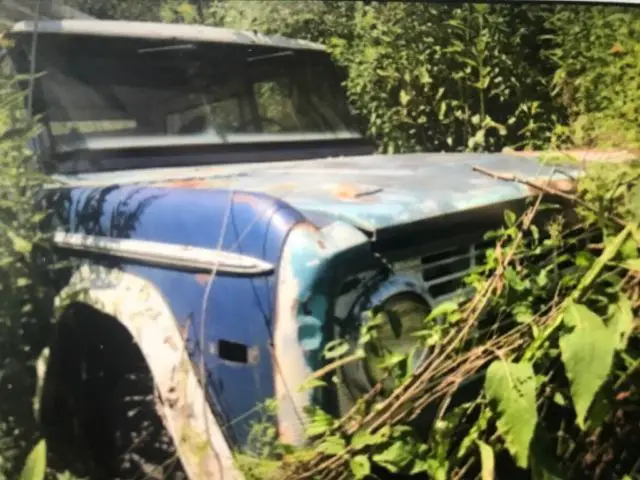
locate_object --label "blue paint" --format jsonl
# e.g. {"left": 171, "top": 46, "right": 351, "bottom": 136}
{"left": 282, "top": 222, "right": 370, "bottom": 371}
{"left": 57, "top": 152, "right": 581, "bottom": 233}
{"left": 45, "top": 150, "right": 576, "bottom": 451}
{"left": 47, "top": 184, "right": 305, "bottom": 449}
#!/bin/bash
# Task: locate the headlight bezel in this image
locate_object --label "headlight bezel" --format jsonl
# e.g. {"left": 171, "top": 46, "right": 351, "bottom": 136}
{"left": 339, "top": 273, "right": 433, "bottom": 398}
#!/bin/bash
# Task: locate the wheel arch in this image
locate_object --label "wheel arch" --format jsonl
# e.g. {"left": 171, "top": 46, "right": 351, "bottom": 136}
{"left": 50, "top": 264, "right": 242, "bottom": 480}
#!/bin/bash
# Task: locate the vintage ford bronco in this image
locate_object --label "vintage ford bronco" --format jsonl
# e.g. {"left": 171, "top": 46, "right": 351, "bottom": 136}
{"left": 7, "top": 19, "right": 584, "bottom": 480}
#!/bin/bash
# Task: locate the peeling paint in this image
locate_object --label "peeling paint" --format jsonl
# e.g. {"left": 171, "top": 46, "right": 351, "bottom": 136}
{"left": 273, "top": 220, "right": 369, "bottom": 446}
{"left": 56, "top": 152, "right": 585, "bottom": 233}
{"left": 55, "top": 264, "right": 242, "bottom": 480}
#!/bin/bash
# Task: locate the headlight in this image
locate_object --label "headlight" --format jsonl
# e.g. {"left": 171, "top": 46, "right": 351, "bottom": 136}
{"left": 363, "top": 292, "right": 431, "bottom": 391}
{"left": 341, "top": 274, "right": 431, "bottom": 398}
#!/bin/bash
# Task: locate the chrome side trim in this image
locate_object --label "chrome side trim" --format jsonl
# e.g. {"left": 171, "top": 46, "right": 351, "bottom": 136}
{"left": 53, "top": 231, "right": 275, "bottom": 275}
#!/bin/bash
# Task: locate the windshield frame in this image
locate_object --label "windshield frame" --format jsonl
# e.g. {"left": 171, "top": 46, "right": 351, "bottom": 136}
{"left": 8, "top": 28, "right": 373, "bottom": 174}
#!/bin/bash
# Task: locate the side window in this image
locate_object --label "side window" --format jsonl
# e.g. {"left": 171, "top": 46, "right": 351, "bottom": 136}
{"left": 166, "top": 96, "right": 244, "bottom": 135}
{"left": 253, "top": 79, "right": 302, "bottom": 132}
{"left": 209, "top": 96, "right": 243, "bottom": 131}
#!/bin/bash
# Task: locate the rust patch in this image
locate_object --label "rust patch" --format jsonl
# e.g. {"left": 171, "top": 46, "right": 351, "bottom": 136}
{"left": 266, "top": 183, "right": 299, "bottom": 194}
{"left": 232, "top": 192, "right": 268, "bottom": 209}
{"left": 332, "top": 184, "right": 382, "bottom": 202}
{"left": 164, "top": 334, "right": 178, "bottom": 350}
{"left": 195, "top": 273, "right": 210, "bottom": 285}
{"left": 334, "top": 184, "right": 360, "bottom": 199}
{"left": 530, "top": 177, "right": 577, "bottom": 194}
{"left": 164, "top": 179, "right": 211, "bottom": 189}
{"left": 161, "top": 178, "right": 232, "bottom": 189}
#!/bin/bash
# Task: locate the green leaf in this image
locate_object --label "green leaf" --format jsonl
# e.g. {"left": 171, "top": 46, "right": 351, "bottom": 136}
{"left": 297, "top": 376, "right": 327, "bottom": 392}
{"left": 559, "top": 303, "right": 616, "bottom": 429}
{"left": 19, "top": 439, "right": 46, "bottom": 480}
{"left": 317, "top": 435, "right": 346, "bottom": 455}
{"left": 7, "top": 230, "right": 32, "bottom": 254}
{"left": 426, "top": 300, "right": 459, "bottom": 322}
{"left": 477, "top": 440, "right": 495, "bottom": 480}
{"left": 399, "top": 89, "right": 410, "bottom": 106}
{"left": 349, "top": 455, "right": 371, "bottom": 480}
{"left": 619, "top": 237, "right": 638, "bottom": 260}
{"left": 621, "top": 258, "right": 640, "bottom": 272}
{"left": 608, "top": 295, "right": 633, "bottom": 350}
{"left": 304, "top": 408, "right": 335, "bottom": 437}
{"left": 351, "top": 427, "right": 390, "bottom": 450}
{"left": 323, "top": 339, "right": 350, "bottom": 359}
{"left": 484, "top": 360, "right": 537, "bottom": 468}
{"left": 372, "top": 440, "right": 414, "bottom": 472}
{"left": 504, "top": 209, "right": 517, "bottom": 228}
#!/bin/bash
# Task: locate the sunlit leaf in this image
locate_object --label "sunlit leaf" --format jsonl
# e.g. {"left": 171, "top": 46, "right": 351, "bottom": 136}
{"left": 349, "top": 455, "right": 371, "bottom": 480}
{"left": 560, "top": 302, "right": 616, "bottom": 429}
{"left": 477, "top": 440, "right": 495, "bottom": 480}
{"left": 18, "top": 439, "right": 46, "bottom": 480}
{"left": 484, "top": 360, "right": 537, "bottom": 468}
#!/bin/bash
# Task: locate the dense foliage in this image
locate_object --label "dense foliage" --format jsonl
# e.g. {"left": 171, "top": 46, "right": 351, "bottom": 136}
{"left": 0, "top": 41, "right": 58, "bottom": 479}
{"left": 158, "top": 1, "right": 640, "bottom": 154}
{"left": 233, "top": 160, "right": 640, "bottom": 480}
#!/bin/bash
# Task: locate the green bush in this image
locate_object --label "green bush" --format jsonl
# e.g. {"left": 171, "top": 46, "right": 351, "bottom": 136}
{"left": 0, "top": 39, "right": 57, "bottom": 480}
{"left": 161, "top": 1, "right": 640, "bottom": 154}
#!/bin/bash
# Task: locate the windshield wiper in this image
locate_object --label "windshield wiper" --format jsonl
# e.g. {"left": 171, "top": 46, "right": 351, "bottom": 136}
{"left": 138, "top": 43, "right": 196, "bottom": 54}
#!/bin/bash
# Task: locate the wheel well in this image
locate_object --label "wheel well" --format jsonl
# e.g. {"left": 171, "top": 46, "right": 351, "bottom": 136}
{"left": 40, "top": 302, "right": 186, "bottom": 479}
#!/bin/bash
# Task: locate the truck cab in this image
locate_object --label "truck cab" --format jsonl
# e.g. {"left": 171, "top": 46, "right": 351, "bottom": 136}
{"left": 7, "top": 19, "right": 583, "bottom": 480}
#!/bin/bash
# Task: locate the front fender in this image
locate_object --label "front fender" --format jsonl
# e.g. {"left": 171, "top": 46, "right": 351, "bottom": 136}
{"left": 273, "top": 220, "right": 371, "bottom": 445}
{"left": 55, "top": 264, "right": 241, "bottom": 480}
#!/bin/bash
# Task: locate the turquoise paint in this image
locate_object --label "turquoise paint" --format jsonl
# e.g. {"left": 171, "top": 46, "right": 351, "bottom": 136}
{"left": 59, "top": 152, "right": 582, "bottom": 234}
{"left": 283, "top": 222, "right": 370, "bottom": 373}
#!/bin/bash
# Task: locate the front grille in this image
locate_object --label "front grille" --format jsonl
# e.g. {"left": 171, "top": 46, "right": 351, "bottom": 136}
{"left": 393, "top": 237, "right": 494, "bottom": 304}
{"left": 393, "top": 227, "right": 601, "bottom": 306}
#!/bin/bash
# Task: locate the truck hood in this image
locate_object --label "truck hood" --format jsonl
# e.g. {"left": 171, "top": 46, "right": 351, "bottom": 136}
{"left": 55, "top": 152, "right": 580, "bottom": 233}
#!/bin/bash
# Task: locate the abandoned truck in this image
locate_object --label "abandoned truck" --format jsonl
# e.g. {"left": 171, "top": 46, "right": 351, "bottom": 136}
{"left": 7, "top": 19, "right": 584, "bottom": 480}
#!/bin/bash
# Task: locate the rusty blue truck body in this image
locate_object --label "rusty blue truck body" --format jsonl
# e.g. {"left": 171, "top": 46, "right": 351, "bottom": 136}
{"left": 8, "top": 18, "right": 580, "bottom": 480}
{"left": 47, "top": 153, "right": 573, "bottom": 446}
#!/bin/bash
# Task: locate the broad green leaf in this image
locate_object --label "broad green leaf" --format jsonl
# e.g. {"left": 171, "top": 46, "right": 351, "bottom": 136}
{"left": 304, "top": 408, "right": 334, "bottom": 437}
{"left": 317, "top": 435, "right": 346, "bottom": 455}
{"left": 19, "top": 439, "right": 46, "bottom": 480}
{"left": 607, "top": 295, "right": 633, "bottom": 350}
{"left": 297, "top": 376, "right": 327, "bottom": 392}
{"left": 7, "top": 230, "right": 32, "bottom": 254}
{"left": 372, "top": 441, "right": 414, "bottom": 472}
{"left": 621, "top": 258, "right": 640, "bottom": 272}
{"left": 484, "top": 360, "right": 537, "bottom": 468}
{"left": 426, "top": 301, "right": 459, "bottom": 322}
{"left": 349, "top": 455, "right": 371, "bottom": 480}
{"left": 351, "top": 426, "right": 390, "bottom": 450}
{"left": 477, "top": 440, "right": 495, "bottom": 480}
{"left": 560, "top": 303, "right": 616, "bottom": 429}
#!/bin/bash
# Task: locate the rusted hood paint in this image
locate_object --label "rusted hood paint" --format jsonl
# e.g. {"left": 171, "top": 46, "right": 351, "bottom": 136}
{"left": 56, "top": 152, "right": 580, "bottom": 233}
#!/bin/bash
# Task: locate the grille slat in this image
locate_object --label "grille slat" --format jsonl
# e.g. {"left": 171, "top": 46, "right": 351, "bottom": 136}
{"left": 392, "top": 228, "right": 601, "bottom": 304}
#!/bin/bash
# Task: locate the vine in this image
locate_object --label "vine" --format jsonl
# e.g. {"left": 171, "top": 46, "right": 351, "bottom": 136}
{"left": 236, "top": 157, "right": 640, "bottom": 480}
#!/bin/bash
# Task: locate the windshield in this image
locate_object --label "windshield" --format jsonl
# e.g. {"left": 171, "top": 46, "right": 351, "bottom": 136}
{"left": 11, "top": 33, "right": 363, "bottom": 155}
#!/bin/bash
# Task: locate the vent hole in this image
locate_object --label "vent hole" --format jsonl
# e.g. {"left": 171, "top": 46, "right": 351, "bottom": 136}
{"left": 218, "top": 339, "right": 249, "bottom": 364}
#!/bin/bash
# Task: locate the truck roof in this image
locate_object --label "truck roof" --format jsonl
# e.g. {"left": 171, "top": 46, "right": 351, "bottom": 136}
{"left": 10, "top": 19, "right": 326, "bottom": 52}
